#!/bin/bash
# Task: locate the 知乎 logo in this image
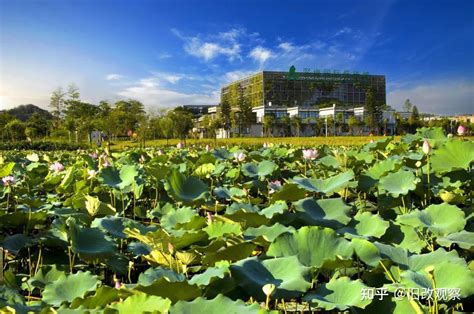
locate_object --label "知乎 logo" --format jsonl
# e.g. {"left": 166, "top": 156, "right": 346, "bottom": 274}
{"left": 287, "top": 65, "right": 298, "bottom": 80}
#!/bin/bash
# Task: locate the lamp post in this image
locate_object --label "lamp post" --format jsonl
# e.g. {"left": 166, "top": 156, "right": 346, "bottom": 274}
{"left": 325, "top": 116, "right": 328, "bottom": 137}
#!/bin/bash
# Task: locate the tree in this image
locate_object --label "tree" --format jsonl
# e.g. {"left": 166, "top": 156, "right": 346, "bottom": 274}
{"left": 26, "top": 112, "right": 49, "bottom": 139}
{"left": 49, "top": 87, "right": 66, "bottom": 126}
{"left": 365, "top": 89, "right": 382, "bottom": 134}
{"left": 170, "top": 107, "right": 194, "bottom": 143}
{"left": 263, "top": 114, "right": 275, "bottom": 137}
{"left": 239, "top": 94, "right": 253, "bottom": 136}
{"left": 403, "top": 99, "right": 413, "bottom": 112}
{"left": 158, "top": 116, "right": 174, "bottom": 145}
{"left": 0, "top": 112, "right": 14, "bottom": 142}
{"left": 291, "top": 115, "right": 302, "bottom": 137}
{"left": 220, "top": 99, "right": 231, "bottom": 133}
{"left": 281, "top": 115, "right": 291, "bottom": 137}
{"left": 335, "top": 112, "right": 344, "bottom": 135}
{"left": 5, "top": 119, "right": 26, "bottom": 142}
{"left": 348, "top": 116, "right": 358, "bottom": 135}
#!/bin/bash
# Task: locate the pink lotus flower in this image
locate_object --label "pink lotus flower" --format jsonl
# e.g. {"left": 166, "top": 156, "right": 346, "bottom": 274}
{"left": 422, "top": 139, "right": 431, "bottom": 155}
{"left": 177, "top": 142, "right": 184, "bottom": 149}
{"left": 205, "top": 144, "right": 211, "bottom": 152}
{"left": 457, "top": 125, "right": 466, "bottom": 136}
{"left": 234, "top": 152, "right": 246, "bottom": 162}
{"left": 268, "top": 180, "right": 282, "bottom": 194}
{"left": 157, "top": 149, "right": 164, "bottom": 155}
{"left": 302, "top": 149, "right": 319, "bottom": 160}
{"left": 89, "top": 152, "right": 98, "bottom": 159}
{"left": 2, "top": 176, "right": 15, "bottom": 186}
{"left": 50, "top": 162, "right": 64, "bottom": 173}
{"left": 207, "top": 212, "right": 214, "bottom": 224}
{"left": 139, "top": 155, "right": 146, "bottom": 163}
{"left": 114, "top": 279, "right": 122, "bottom": 289}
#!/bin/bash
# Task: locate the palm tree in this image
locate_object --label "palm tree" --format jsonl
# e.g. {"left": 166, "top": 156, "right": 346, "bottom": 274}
{"left": 263, "top": 114, "right": 275, "bottom": 137}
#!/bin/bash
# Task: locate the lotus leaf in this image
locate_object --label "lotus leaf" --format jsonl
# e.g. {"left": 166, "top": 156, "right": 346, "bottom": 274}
{"left": 42, "top": 271, "right": 100, "bottom": 306}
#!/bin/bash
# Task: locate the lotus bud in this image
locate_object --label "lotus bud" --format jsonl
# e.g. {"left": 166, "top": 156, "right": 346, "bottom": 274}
{"left": 205, "top": 144, "right": 211, "bottom": 152}
{"left": 234, "top": 152, "right": 246, "bottom": 162}
{"left": 87, "top": 169, "right": 97, "bottom": 179}
{"left": 114, "top": 279, "right": 122, "bottom": 289}
{"left": 139, "top": 155, "right": 146, "bottom": 163}
{"left": 157, "top": 149, "right": 164, "bottom": 155}
{"left": 422, "top": 140, "right": 431, "bottom": 155}
{"left": 447, "top": 133, "right": 453, "bottom": 138}
{"left": 262, "top": 283, "right": 276, "bottom": 296}
{"left": 89, "top": 152, "right": 98, "bottom": 159}
{"left": 457, "top": 125, "right": 466, "bottom": 136}
{"left": 177, "top": 142, "right": 184, "bottom": 149}
{"left": 207, "top": 212, "right": 214, "bottom": 224}
{"left": 168, "top": 242, "right": 175, "bottom": 254}
{"left": 2, "top": 175, "right": 16, "bottom": 186}
{"left": 268, "top": 180, "right": 282, "bottom": 194}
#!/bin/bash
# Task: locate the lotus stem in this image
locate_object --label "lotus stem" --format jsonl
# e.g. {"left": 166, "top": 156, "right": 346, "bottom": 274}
{"left": 426, "top": 155, "right": 431, "bottom": 204}
{"left": 379, "top": 260, "right": 396, "bottom": 284}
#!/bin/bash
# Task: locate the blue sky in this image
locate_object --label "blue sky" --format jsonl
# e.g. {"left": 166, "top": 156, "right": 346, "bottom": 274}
{"left": 1, "top": 0, "right": 473, "bottom": 114}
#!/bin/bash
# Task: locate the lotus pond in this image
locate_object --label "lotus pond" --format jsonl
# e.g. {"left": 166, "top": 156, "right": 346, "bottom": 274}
{"left": 0, "top": 128, "right": 473, "bottom": 313}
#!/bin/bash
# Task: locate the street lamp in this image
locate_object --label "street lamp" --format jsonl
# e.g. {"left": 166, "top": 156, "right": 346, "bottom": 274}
{"left": 325, "top": 116, "right": 328, "bottom": 137}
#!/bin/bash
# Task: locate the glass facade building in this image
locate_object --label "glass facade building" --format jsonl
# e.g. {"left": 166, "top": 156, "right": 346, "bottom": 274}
{"left": 221, "top": 70, "right": 386, "bottom": 108}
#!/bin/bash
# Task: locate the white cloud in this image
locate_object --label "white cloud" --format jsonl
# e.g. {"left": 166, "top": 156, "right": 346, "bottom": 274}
{"left": 249, "top": 46, "right": 273, "bottom": 65}
{"left": 333, "top": 27, "right": 353, "bottom": 37}
{"left": 105, "top": 74, "right": 123, "bottom": 81}
{"left": 117, "top": 77, "right": 220, "bottom": 109}
{"left": 278, "top": 42, "right": 294, "bottom": 52}
{"left": 158, "top": 52, "right": 172, "bottom": 59}
{"left": 222, "top": 70, "right": 257, "bottom": 84}
{"left": 388, "top": 80, "right": 474, "bottom": 115}
{"left": 185, "top": 40, "right": 241, "bottom": 61}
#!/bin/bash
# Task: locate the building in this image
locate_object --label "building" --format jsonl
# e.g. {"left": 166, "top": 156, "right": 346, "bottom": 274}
{"left": 221, "top": 69, "right": 386, "bottom": 109}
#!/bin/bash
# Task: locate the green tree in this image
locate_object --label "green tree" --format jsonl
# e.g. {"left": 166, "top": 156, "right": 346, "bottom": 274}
{"left": 348, "top": 116, "right": 358, "bottom": 135}
{"left": 0, "top": 112, "right": 14, "bottom": 142}
{"left": 49, "top": 87, "right": 66, "bottom": 127}
{"left": 158, "top": 115, "right": 174, "bottom": 145}
{"left": 291, "top": 115, "right": 302, "bottom": 137}
{"left": 220, "top": 99, "right": 231, "bottom": 132}
{"left": 26, "top": 112, "right": 49, "bottom": 139}
{"left": 365, "top": 89, "right": 382, "bottom": 134}
{"left": 281, "top": 115, "right": 291, "bottom": 137}
{"left": 263, "top": 114, "right": 275, "bottom": 137}
{"left": 170, "top": 107, "right": 194, "bottom": 143}
{"left": 403, "top": 99, "right": 413, "bottom": 112}
{"left": 239, "top": 94, "right": 253, "bottom": 136}
{"left": 5, "top": 119, "right": 26, "bottom": 142}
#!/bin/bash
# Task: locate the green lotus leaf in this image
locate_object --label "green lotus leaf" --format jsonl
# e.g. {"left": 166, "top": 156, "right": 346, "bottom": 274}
{"left": 214, "top": 186, "right": 246, "bottom": 200}
{"left": 373, "top": 242, "right": 409, "bottom": 267}
{"left": 69, "top": 223, "right": 117, "bottom": 260}
{"left": 0, "top": 211, "right": 48, "bottom": 229}
{"left": 359, "top": 158, "right": 401, "bottom": 192}
{"left": 28, "top": 265, "right": 65, "bottom": 289}
{"left": 202, "top": 241, "right": 256, "bottom": 266}
{"left": 42, "top": 271, "right": 100, "bottom": 306}
{"left": 260, "top": 202, "right": 287, "bottom": 218}
{"left": 160, "top": 206, "right": 195, "bottom": 230}
{"left": 293, "top": 170, "right": 354, "bottom": 195}
{"left": 1, "top": 234, "right": 33, "bottom": 255}
{"left": 204, "top": 221, "right": 241, "bottom": 239}
{"left": 171, "top": 294, "right": 262, "bottom": 314}
{"left": 99, "top": 167, "right": 121, "bottom": 188}
{"left": 118, "top": 164, "right": 139, "bottom": 189}
{"left": 269, "top": 183, "right": 306, "bottom": 203}
{"left": 378, "top": 170, "right": 419, "bottom": 197}
{"left": 267, "top": 226, "right": 353, "bottom": 268}
{"left": 189, "top": 261, "right": 230, "bottom": 286}
{"left": 144, "top": 164, "right": 169, "bottom": 180}
{"left": 70, "top": 286, "right": 131, "bottom": 309}
{"left": 241, "top": 160, "right": 277, "bottom": 178}
{"left": 133, "top": 278, "right": 201, "bottom": 302}
{"left": 167, "top": 169, "right": 208, "bottom": 202}
{"left": 354, "top": 212, "right": 389, "bottom": 238}
{"left": 430, "top": 140, "right": 474, "bottom": 173}
{"left": 397, "top": 203, "right": 466, "bottom": 236}
{"left": 351, "top": 238, "right": 381, "bottom": 267}
{"left": 91, "top": 216, "right": 157, "bottom": 239}
{"left": 395, "top": 224, "right": 426, "bottom": 253}
{"left": 363, "top": 296, "right": 424, "bottom": 314}
{"left": 408, "top": 248, "right": 466, "bottom": 272}
{"left": 399, "top": 262, "right": 474, "bottom": 298}
{"left": 108, "top": 293, "right": 171, "bottom": 313}
{"left": 84, "top": 195, "right": 116, "bottom": 217}
{"left": 194, "top": 163, "right": 215, "bottom": 177}
{"left": 293, "top": 197, "right": 351, "bottom": 229}
{"left": 244, "top": 223, "right": 295, "bottom": 242}
{"left": 437, "top": 230, "right": 474, "bottom": 250}
{"left": 303, "top": 277, "right": 372, "bottom": 311}
{"left": 230, "top": 256, "right": 311, "bottom": 300}
{"left": 0, "top": 162, "right": 15, "bottom": 178}
{"left": 138, "top": 267, "right": 185, "bottom": 286}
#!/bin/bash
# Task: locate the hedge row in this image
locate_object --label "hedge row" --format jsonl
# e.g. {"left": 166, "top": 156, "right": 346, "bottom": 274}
{"left": 0, "top": 141, "right": 86, "bottom": 151}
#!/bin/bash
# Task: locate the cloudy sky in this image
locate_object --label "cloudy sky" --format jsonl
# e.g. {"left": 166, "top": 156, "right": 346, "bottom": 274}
{"left": 1, "top": 0, "right": 473, "bottom": 115}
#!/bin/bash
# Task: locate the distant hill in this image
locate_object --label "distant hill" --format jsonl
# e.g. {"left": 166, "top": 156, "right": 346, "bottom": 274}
{"left": 1, "top": 104, "right": 53, "bottom": 121}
